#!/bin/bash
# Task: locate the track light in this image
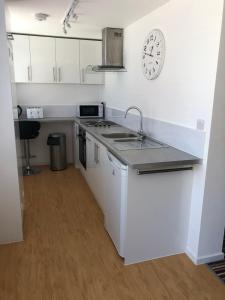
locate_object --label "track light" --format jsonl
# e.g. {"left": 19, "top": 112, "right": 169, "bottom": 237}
{"left": 62, "top": 0, "right": 79, "bottom": 34}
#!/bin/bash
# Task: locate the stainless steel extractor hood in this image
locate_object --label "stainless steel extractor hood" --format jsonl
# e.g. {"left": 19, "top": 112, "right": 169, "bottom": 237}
{"left": 92, "top": 28, "right": 126, "bottom": 72}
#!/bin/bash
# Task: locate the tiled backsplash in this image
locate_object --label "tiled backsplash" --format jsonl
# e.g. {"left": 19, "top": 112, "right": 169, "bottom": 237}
{"left": 106, "top": 107, "right": 205, "bottom": 158}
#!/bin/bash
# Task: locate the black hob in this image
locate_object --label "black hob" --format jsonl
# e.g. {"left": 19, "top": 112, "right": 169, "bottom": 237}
{"left": 82, "top": 120, "right": 119, "bottom": 128}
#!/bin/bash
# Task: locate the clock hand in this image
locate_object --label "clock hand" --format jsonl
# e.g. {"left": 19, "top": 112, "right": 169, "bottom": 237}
{"left": 150, "top": 46, "right": 154, "bottom": 56}
{"left": 144, "top": 52, "right": 153, "bottom": 57}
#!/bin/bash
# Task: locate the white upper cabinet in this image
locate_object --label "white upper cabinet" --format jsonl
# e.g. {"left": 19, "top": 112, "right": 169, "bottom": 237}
{"left": 12, "top": 34, "right": 104, "bottom": 85}
{"left": 55, "top": 38, "right": 80, "bottom": 84}
{"left": 7, "top": 40, "right": 18, "bottom": 111}
{"left": 29, "top": 36, "right": 56, "bottom": 83}
{"left": 80, "top": 40, "right": 104, "bottom": 85}
{"left": 12, "top": 35, "right": 31, "bottom": 83}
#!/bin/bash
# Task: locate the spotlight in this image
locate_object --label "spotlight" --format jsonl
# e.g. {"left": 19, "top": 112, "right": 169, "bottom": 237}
{"left": 63, "top": 26, "right": 67, "bottom": 34}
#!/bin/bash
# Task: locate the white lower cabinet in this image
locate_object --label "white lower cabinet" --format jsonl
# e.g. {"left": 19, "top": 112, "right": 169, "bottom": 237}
{"left": 103, "top": 151, "right": 128, "bottom": 257}
{"left": 85, "top": 133, "right": 106, "bottom": 213}
{"left": 85, "top": 135, "right": 128, "bottom": 257}
{"left": 82, "top": 130, "right": 193, "bottom": 265}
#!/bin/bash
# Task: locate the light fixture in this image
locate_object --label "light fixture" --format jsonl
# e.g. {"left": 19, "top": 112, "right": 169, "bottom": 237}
{"left": 35, "top": 13, "right": 50, "bottom": 22}
{"left": 63, "top": 26, "right": 67, "bottom": 34}
{"left": 62, "top": 0, "right": 79, "bottom": 34}
{"left": 66, "top": 23, "right": 71, "bottom": 28}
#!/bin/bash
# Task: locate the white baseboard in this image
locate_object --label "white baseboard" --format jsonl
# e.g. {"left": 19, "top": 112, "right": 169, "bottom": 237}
{"left": 186, "top": 247, "right": 224, "bottom": 265}
{"left": 0, "top": 239, "right": 24, "bottom": 245}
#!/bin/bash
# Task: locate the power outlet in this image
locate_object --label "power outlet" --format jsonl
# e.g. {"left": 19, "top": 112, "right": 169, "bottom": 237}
{"left": 26, "top": 106, "right": 43, "bottom": 119}
{"left": 196, "top": 119, "right": 205, "bottom": 131}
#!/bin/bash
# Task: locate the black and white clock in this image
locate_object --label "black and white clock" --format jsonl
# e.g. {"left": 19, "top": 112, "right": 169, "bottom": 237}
{"left": 142, "top": 29, "right": 165, "bottom": 80}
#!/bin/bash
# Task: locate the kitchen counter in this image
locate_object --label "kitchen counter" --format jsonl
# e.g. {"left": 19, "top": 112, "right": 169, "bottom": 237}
{"left": 75, "top": 118, "right": 201, "bottom": 172}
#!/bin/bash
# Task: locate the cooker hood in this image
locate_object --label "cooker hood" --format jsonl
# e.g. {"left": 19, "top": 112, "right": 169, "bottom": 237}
{"left": 92, "top": 28, "right": 126, "bottom": 72}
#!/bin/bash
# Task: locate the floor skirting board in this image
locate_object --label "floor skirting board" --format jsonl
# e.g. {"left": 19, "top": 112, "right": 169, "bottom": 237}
{"left": 186, "top": 248, "right": 224, "bottom": 265}
{"left": 198, "top": 253, "right": 224, "bottom": 265}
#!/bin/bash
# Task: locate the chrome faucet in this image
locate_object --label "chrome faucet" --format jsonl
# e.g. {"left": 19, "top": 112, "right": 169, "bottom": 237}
{"left": 124, "top": 106, "right": 145, "bottom": 139}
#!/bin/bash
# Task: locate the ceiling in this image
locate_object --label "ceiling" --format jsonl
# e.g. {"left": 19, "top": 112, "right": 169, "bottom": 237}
{"left": 5, "top": 0, "right": 169, "bottom": 38}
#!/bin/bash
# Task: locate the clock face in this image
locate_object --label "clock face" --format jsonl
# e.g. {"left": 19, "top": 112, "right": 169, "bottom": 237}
{"left": 142, "top": 29, "right": 165, "bottom": 80}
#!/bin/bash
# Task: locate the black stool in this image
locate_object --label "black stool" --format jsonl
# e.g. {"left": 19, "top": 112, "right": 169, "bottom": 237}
{"left": 19, "top": 121, "right": 41, "bottom": 176}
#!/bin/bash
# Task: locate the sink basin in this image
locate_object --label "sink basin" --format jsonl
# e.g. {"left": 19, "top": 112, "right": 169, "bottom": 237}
{"left": 112, "top": 138, "right": 168, "bottom": 151}
{"left": 102, "top": 133, "right": 138, "bottom": 139}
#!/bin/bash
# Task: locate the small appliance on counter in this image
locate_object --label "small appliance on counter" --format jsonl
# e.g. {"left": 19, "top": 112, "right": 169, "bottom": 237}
{"left": 76, "top": 103, "right": 104, "bottom": 118}
{"left": 26, "top": 106, "right": 44, "bottom": 119}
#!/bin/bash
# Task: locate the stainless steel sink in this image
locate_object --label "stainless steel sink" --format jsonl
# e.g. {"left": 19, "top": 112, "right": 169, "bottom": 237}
{"left": 102, "top": 133, "right": 138, "bottom": 139}
{"left": 112, "top": 138, "right": 168, "bottom": 151}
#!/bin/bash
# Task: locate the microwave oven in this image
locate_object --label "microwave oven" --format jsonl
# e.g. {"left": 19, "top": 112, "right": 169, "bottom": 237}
{"left": 76, "top": 103, "right": 104, "bottom": 118}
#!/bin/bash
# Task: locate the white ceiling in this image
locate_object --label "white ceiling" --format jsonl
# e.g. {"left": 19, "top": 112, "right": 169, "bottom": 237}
{"left": 5, "top": 0, "right": 169, "bottom": 38}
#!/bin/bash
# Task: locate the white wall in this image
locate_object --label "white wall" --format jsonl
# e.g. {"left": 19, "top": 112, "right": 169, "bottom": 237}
{"left": 103, "top": 0, "right": 225, "bottom": 264}
{"left": 16, "top": 83, "right": 103, "bottom": 166}
{"left": 0, "top": 0, "right": 23, "bottom": 244}
{"left": 103, "top": 0, "right": 222, "bottom": 131}
{"left": 16, "top": 83, "right": 103, "bottom": 106}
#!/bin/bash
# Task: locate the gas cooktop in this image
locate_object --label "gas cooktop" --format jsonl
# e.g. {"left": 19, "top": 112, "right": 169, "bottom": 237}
{"left": 82, "top": 120, "right": 119, "bottom": 128}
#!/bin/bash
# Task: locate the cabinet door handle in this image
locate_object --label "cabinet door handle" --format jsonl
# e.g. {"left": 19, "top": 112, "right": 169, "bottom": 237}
{"left": 58, "top": 67, "right": 61, "bottom": 82}
{"left": 30, "top": 66, "right": 32, "bottom": 81}
{"left": 107, "top": 152, "right": 112, "bottom": 162}
{"left": 82, "top": 68, "right": 85, "bottom": 83}
{"left": 95, "top": 143, "right": 99, "bottom": 164}
{"left": 94, "top": 143, "right": 97, "bottom": 163}
{"left": 27, "top": 66, "right": 32, "bottom": 81}
{"left": 53, "top": 67, "right": 57, "bottom": 82}
{"left": 27, "top": 66, "right": 30, "bottom": 81}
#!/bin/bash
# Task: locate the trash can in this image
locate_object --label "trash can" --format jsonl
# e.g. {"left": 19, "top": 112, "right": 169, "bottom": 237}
{"left": 47, "top": 133, "right": 67, "bottom": 171}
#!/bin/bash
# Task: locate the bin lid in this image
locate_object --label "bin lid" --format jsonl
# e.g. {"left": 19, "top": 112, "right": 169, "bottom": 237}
{"left": 49, "top": 133, "right": 66, "bottom": 138}
{"left": 47, "top": 133, "right": 66, "bottom": 146}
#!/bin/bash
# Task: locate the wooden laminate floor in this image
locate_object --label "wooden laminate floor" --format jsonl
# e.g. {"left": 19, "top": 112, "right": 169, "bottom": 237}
{"left": 0, "top": 166, "right": 224, "bottom": 300}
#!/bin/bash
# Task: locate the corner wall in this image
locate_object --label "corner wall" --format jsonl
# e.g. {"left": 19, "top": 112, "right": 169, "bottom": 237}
{"left": 196, "top": 2, "right": 225, "bottom": 262}
{"left": 0, "top": 0, "right": 23, "bottom": 244}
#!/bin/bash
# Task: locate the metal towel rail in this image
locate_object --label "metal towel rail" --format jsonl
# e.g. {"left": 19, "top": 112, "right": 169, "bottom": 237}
{"left": 136, "top": 166, "right": 193, "bottom": 175}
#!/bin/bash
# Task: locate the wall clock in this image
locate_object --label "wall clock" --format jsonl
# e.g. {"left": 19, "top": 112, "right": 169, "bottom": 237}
{"left": 142, "top": 29, "right": 165, "bottom": 80}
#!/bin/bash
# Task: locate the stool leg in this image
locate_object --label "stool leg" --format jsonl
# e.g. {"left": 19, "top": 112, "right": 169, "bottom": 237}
{"left": 26, "top": 140, "right": 31, "bottom": 170}
{"left": 23, "top": 139, "right": 40, "bottom": 176}
{"left": 23, "top": 140, "right": 31, "bottom": 176}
